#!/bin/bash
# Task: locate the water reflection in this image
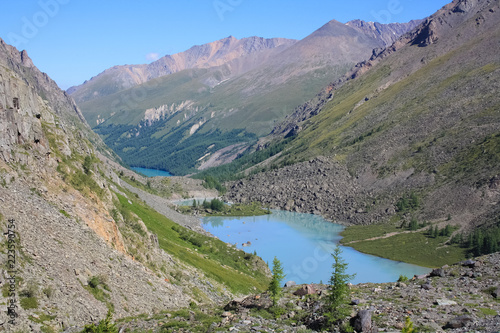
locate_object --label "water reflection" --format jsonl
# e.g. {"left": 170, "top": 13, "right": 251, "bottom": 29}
{"left": 202, "top": 210, "right": 430, "bottom": 284}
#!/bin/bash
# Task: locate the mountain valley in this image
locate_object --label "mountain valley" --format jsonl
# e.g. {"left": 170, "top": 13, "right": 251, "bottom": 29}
{"left": 1, "top": 0, "right": 500, "bottom": 331}
{"left": 0, "top": 37, "right": 270, "bottom": 332}
{"left": 69, "top": 20, "right": 420, "bottom": 175}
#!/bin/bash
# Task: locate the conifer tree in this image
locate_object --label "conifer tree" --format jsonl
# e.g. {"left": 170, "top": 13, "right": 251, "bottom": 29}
{"left": 268, "top": 257, "right": 285, "bottom": 306}
{"left": 326, "top": 246, "right": 355, "bottom": 325}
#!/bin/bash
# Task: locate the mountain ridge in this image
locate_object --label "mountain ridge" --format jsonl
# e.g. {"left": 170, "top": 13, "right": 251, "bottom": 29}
{"left": 73, "top": 19, "right": 419, "bottom": 175}
{"left": 67, "top": 35, "right": 297, "bottom": 103}
{"left": 225, "top": 0, "right": 500, "bottom": 235}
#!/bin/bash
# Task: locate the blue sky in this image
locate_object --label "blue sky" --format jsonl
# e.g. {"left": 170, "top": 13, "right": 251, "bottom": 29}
{"left": 0, "top": 0, "right": 450, "bottom": 90}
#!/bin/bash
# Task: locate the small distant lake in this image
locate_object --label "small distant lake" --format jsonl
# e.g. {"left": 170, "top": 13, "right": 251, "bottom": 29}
{"left": 172, "top": 198, "right": 215, "bottom": 206}
{"left": 202, "top": 210, "right": 430, "bottom": 285}
{"left": 131, "top": 167, "right": 172, "bottom": 177}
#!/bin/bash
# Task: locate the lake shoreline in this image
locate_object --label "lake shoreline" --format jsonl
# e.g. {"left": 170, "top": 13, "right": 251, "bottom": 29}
{"left": 201, "top": 210, "right": 430, "bottom": 285}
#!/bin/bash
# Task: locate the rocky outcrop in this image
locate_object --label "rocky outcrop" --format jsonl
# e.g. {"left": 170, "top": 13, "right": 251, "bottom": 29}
{"left": 225, "top": 157, "right": 377, "bottom": 225}
{"left": 0, "top": 184, "right": 190, "bottom": 331}
{"left": 224, "top": 253, "right": 500, "bottom": 332}
{"left": 0, "top": 37, "right": 249, "bottom": 332}
{"left": 0, "top": 37, "right": 129, "bottom": 253}
{"left": 346, "top": 19, "right": 423, "bottom": 47}
{"left": 351, "top": 310, "right": 378, "bottom": 333}
{"left": 119, "top": 252, "right": 499, "bottom": 332}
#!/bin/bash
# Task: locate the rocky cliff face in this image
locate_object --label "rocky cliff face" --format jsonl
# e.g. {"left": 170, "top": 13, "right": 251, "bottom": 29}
{"left": 346, "top": 19, "right": 423, "bottom": 48}
{"left": 0, "top": 38, "right": 195, "bottom": 330}
{"left": 0, "top": 37, "right": 128, "bottom": 253}
{"left": 0, "top": 39, "right": 270, "bottom": 332}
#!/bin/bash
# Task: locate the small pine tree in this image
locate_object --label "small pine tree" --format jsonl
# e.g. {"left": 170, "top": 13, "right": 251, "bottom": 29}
{"left": 409, "top": 192, "right": 419, "bottom": 209}
{"left": 326, "top": 246, "right": 355, "bottom": 325}
{"left": 192, "top": 199, "right": 197, "bottom": 208}
{"left": 202, "top": 199, "right": 210, "bottom": 209}
{"left": 268, "top": 257, "right": 286, "bottom": 306}
{"left": 409, "top": 218, "right": 418, "bottom": 231}
{"left": 444, "top": 225, "right": 452, "bottom": 237}
{"left": 402, "top": 317, "right": 415, "bottom": 333}
{"left": 433, "top": 226, "right": 439, "bottom": 238}
{"left": 81, "top": 311, "right": 118, "bottom": 333}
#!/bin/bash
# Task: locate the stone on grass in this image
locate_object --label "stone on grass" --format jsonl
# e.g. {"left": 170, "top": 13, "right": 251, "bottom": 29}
{"left": 293, "top": 284, "right": 317, "bottom": 296}
{"left": 351, "top": 310, "right": 378, "bottom": 333}
{"left": 491, "top": 287, "right": 500, "bottom": 299}
{"left": 461, "top": 259, "right": 477, "bottom": 268}
{"left": 430, "top": 268, "right": 446, "bottom": 277}
{"left": 435, "top": 299, "right": 458, "bottom": 306}
{"left": 421, "top": 283, "right": 433, "bottom": 290}
{"left": 443, "top": 316, "right": 473, "bottom": 329}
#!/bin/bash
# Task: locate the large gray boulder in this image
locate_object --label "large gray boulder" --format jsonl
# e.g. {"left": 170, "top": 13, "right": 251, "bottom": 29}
{"left": 351, "top": 310, "right": 378, "bottom": 333}
{"left": 443, "top": 316, "right": 473, "bottom": 329}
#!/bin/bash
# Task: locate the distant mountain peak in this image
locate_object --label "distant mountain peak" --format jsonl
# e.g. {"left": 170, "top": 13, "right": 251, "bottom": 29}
{"left": 67, "top": 35, "right": 297, "bottom": 103}
{"left": 346, "top": 19, "right": 423, "bottom": 47}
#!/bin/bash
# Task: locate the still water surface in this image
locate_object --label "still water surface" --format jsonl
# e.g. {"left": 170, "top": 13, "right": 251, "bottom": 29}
{"left": 131, "top": 167, "right": 172, "bottom": 177}
{"left": 202, "top": 210, "right": 430, "bottom": 285}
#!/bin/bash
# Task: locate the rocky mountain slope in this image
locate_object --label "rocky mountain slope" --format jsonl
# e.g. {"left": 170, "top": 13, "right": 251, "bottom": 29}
{"left": 71, "top": 20, "right": 418, "bottom": 176}
{"left": 225, "top": 0, "right": 500, "bottom": 236}
{"left": 346, "top": 20, "right": 423, "bottom": 47}
{"left": 68, "top": 36, "right": 296, "bottom": 104}
{"left": 0, "top": 38, "right": 269, "bottom": 332}
{"left": 92, "top": 253, "right": 500, "bottom": 332}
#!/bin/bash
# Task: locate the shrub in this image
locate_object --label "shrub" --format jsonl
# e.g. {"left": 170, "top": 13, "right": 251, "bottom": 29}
{"left": 409, "top": 218, "right": 419, "bottom": 231}
{"left": 88, "top": 275, "right": 109, "bottom": 291}
{"left": 398, "top": 275, "right": 409, "bottom": 283}
{"left": 396, "top": 192, "right": 420, "bottom": 213}
{"left": 20, "top": 296, "right": 38, "bottom": 309}
{"left": 19, "top": 282, "right": 39, "bottom": 309}
{"left": 43, "top": 286, "right": 55, "bottom": 298}
{"left": 402, "top": 317, "right": 416, "bottom": 333}
{"left": 210, "top": 198, "right": 225, "bottom": 212}
{"left": 19, "top": 283, "right": 38, "bottom": 298}
{"left": 82, "top": 156, "right": 93, "bottom": 175}
{"left": 81, "top": 311, "right": 118, "bottom": 333}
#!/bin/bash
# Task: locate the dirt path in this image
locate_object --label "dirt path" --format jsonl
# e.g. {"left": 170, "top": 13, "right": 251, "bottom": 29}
{"left": 120, "top": 180, "right": 212, "bottom": 236}
{"left": 344, "top": 229, "right": 428, "bottom": 244}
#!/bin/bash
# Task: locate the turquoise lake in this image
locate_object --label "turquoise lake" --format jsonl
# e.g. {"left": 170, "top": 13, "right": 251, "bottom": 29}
{"left": 202, "top": 210, "right": 430, "bottom": 285}
{"left": 131, "top": 167, "right": 172, "bottom": 177}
